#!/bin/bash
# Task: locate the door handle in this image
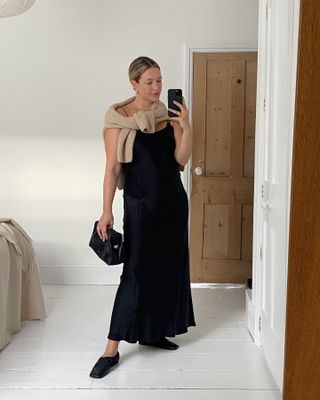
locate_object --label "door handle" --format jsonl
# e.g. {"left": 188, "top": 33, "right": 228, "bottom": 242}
{"left": 194, "top": 166, "right": 204, "bottom": 176}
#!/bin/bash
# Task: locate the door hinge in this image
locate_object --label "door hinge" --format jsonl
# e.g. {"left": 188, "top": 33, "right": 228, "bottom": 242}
{"left": 259, "top": 316, "right": 262, "bottom": 331}
{"left": 261, "top": 183, "right": 264, "bottom": 199}
{"left": 259, "top": 245, "right": 263, "bottom": 260}
{"left": 263, "top": 97, "right": 266, "bottom": 112}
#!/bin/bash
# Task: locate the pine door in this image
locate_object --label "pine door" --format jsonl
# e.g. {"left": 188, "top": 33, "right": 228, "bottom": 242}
{"left": 190, "top": 52, "right": 257, "bottom": 283}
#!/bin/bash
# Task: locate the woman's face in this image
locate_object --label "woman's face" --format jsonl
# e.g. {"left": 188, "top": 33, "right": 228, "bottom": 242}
{"left": 131, "top": 67, "right": 162, "bottom": 102}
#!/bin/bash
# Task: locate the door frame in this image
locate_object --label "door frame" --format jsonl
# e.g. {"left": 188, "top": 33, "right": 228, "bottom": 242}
{"left": 283, "top": 0, "right": 320, "bottom": 397}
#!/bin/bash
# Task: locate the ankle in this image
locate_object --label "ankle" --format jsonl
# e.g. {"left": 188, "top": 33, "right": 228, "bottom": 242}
{"left": 102, "top": 350, "right": 118, "bottom": 358}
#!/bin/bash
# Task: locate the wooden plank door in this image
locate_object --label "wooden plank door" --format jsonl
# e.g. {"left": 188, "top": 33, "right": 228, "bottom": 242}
{"left": 190, "top": 52, "right": 257, "bottom": 283}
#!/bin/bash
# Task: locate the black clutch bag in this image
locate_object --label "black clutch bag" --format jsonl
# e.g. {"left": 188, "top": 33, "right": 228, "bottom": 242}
{"left": 89, "top": 221, "right": 125, "bottom": 265}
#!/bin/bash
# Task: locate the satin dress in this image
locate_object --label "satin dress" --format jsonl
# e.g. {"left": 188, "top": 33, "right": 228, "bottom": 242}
{"left": 107, "top": 122, "right": 196, "bottom": 343}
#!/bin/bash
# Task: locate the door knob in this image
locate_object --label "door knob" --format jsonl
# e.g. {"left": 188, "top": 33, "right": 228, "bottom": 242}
{"left": 194, "top": 166, "right": 204, "bottom": 176}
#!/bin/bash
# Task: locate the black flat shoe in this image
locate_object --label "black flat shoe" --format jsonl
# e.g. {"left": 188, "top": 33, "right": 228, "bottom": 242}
{"left": 139, "top": 337, "right": 179, "bottom": 350}
{"left": 89, "top": 352, "right": 119, "bottom": 378}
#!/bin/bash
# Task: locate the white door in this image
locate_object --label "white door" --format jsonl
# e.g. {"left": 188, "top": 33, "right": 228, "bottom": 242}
{"left": 252, "top": 0, "right": 300, "bottom": 391}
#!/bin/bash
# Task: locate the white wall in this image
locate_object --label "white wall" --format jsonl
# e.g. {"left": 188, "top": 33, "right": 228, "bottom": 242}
{"left": 0, "top": 0, "right": 258, "bottom": 284}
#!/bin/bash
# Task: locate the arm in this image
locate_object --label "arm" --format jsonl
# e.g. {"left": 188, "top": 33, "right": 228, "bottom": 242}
{"left": 97, "top": 127, "right": 122, "bottom": 241}
{"left": 169, "top": 98, "right": 192, "bottom": 166}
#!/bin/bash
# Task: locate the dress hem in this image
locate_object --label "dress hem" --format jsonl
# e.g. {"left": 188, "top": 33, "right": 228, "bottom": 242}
{"left": 107, "top": 323, "right": 196, "bottom": 344}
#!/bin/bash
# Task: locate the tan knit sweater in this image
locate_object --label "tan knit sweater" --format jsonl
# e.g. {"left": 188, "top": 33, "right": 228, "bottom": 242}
{"left": 103, "top": 96, "right": 169, "bottom": 190}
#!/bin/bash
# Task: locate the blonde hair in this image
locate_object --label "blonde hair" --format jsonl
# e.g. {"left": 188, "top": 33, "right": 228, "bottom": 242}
{"left": 128, "top": 56, "right": 160, "bottom": 82}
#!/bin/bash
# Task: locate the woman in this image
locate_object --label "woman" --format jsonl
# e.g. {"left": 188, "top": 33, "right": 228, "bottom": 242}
{"left": 90, "top": 56, "right": 196, "bottom": 379}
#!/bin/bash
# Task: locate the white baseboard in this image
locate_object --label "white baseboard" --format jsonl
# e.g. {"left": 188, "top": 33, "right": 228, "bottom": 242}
{"left": 38, "top": 265, "right": 122, "bottom": 285}
{"left": 191, "top": 283, "right": 246, "bottom": 288}
{"left": 39, "top": 266, "right": 249, "bottom": 288}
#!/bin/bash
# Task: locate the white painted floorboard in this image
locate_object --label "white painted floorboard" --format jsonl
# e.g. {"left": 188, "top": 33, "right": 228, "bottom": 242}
{"left": 0, "top": 285, "right": 282, "bottom": 399}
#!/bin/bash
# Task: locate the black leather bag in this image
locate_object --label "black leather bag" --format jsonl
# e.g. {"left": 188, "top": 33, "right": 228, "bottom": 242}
{"left": 89, "top": 221, "right": 125, "bottom": 265}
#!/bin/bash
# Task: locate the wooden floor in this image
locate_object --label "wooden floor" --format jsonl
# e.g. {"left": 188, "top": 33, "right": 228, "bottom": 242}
{"left": 0, "top": 284, "right": 281, "bottom": 399}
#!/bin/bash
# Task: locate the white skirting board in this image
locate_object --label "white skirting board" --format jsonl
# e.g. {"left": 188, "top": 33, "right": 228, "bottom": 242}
{"left": 39, "top": 266, "right": 248, "bottom": 289}
{"left": 38, "top": 265, "right": 123, "bottom": 285}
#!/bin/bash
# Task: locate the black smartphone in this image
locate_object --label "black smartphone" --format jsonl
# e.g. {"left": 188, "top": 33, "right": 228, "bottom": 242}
{"left": 168, "top": 89, "right": 183, "bottom": 117}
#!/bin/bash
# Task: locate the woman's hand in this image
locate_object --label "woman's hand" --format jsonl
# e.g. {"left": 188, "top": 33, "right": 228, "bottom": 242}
{"left": 97, "top": 212, "right": 114, "bottom": 241}
{"left": 168, "top": 97, "right": 191, "bottom": 132}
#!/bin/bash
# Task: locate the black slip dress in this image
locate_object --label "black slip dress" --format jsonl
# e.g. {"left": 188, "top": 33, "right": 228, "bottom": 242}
{"left": 107, "top": 122, "right": 196, "bottom": 343}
